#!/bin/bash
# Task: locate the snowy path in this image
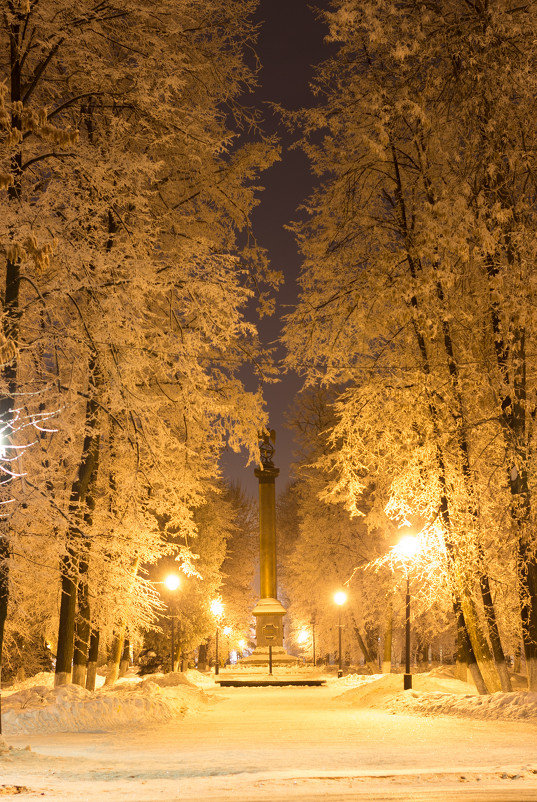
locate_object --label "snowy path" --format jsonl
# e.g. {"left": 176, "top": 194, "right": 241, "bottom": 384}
{"left": 2, "top": 679, "right": 537, "bottom": 800}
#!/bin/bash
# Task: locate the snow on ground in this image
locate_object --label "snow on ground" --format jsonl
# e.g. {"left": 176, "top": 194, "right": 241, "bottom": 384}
{"left": 2, "top": 665, "right": 537, "bottom": 737}
{"left": 1, "top": 666, "right": 537, "bottom": 800}
{"left": 338, "top": 668, "right": 537, "bottom": 720}
{"left": 0, "top": 670, "right": 211, "bottom": 735}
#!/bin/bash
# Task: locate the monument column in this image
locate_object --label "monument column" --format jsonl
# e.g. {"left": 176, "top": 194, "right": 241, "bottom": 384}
{"left": 255, "top": 461, "right": 279, "bottom": 599}
{"left": 242, "top": 430, "right": 295, "bottom": 665}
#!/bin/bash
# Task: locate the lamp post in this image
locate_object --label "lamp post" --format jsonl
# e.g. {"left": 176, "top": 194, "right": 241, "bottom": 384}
{"left": 223, "top": 626, "right": 232, "bottom": 667}
{"left": 395, "top": 534, "right": 419, "bottom": 690}
{"left": 312, "top": 617, "right": 316, "bottom": 668}
{"left": 210, "top": 599, "right": 224, "bottom": 675}
{"left": 164, "top": 574, "right": 181, "bottom": 672}
{"left": 334, "top": 590, "right": 347, "bottom": 678}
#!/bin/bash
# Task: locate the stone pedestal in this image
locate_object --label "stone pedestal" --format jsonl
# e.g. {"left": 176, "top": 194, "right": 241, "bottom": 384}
{"left": 242, "top": 597, "right": 296, "bottom": 666}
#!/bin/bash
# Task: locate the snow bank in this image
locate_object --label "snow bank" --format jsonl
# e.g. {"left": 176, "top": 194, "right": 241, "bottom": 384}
{"left": 385, "top": 687, "right": 537, "bottom": 720}
{"left": 1, "top": 671, "right": 210, "bottom": 735}
{"left": 338, "top": 670, "right": 537, "bottom": 720}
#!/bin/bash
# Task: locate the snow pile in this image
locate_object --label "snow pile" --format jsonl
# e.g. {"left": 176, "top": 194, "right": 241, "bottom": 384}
{"left": 1, "top": 671, "right": 210, "bottom": 735}
{"left": 336, "top": 672, "right": 384, "bottom": 687}
{"left": 337, "top": 671, "right": 474, "bottom": 708}
{"left": 385, "top": 688, "right": 537, "bottom": 720}
{"left": 338, "top": 670, "right": 537, "bottom": 720}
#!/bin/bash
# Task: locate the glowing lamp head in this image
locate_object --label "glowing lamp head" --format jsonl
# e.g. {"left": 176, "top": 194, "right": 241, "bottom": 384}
{"left": 297, "top": 629, "right": 309, "bottom": 644}
{"left": 334, "top": 590, "right": 347, "bottom": 606}
{"left": 223, "top": 626, "right": 232, "bottom": 636}
{"left": 396, "top": 534, "right": 419, "bottom": 560}
{"left": 210, "top": 599, "right": 224, "bottom": 618}
{"left": 165, "top": 574, "right": 180, "bottom": 592}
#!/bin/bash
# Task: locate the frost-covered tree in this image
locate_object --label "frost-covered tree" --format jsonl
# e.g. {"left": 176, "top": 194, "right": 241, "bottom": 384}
{"left": 0, "top": 0, "right": 278, "bottom": 693}
{"left": 284, "top": 0, "right": 537, "bottom": 690}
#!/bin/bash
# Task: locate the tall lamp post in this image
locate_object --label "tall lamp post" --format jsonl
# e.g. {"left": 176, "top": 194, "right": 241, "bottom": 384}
{"left": 395, "top": 534, "right": 419, "bottom": 690}
{"left": 210, "top": 599, "right": 224, "bottom": 675}
{"left": 334, "top": 590, "right": 347, "bottom": 678}
{"left": 164, "top": 574, "right": 181, "bottom": 672}
{"left": 223, "top": 626, "right": 232, "bottom": 666}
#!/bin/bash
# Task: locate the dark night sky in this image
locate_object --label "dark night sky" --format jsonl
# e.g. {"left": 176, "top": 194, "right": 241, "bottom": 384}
{"left": 222, "top": 0, "right": 330, "bottom": 497}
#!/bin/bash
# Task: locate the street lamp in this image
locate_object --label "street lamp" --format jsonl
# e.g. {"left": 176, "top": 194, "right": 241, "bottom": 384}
{"left": 164, "top": 574, "right": 181, "bottom": 673}
{"left": 394, "top": 534, "right": 419, "bottom": 690}
{"left": 210, "top": 599, "right": 224, "bottom": 675}
{"left": 334, "top": 590, "right": 347, "bottom": 678}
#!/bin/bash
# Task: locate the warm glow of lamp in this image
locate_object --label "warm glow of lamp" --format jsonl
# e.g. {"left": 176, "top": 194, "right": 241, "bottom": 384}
{"left": 238, "top": 639, "right": 245, "bottom": 649}
{"left": 210, "top": 598, "right": 224, "bottom": 618}
{"left": 223, "top": 625, "right": 232, "bottom": 636}
{"left": 396, "top": 534, "right": 419, "bottom": 560}
{"left": 297, "top": 629, "right": 309, "bottom": 644}
{"left": 334, "top": 590, "right": 347, "bottom": 606}
{"left": 165, "top": 574, "right": 180, "bottom": 591}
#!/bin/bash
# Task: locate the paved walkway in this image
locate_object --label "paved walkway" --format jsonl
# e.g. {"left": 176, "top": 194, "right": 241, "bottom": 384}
{"left": 4, "top": 681, "right": 537, "bottom": 800}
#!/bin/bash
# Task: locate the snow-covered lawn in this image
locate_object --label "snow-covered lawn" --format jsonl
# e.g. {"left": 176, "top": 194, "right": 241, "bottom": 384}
{"left": 1, "top": 667, "right": 537, "bottom": 800}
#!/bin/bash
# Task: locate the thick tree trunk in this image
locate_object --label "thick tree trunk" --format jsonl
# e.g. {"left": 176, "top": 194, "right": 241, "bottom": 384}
{"left": 85, "top": 629, "right": 100, "bottom": 691}
{"left": 197, "top": 642, "right": 208, "bottom": 672}
{"left": 72, "top": 588, "right": 90, "bottom": 687}
{"left": 54, "top": 357, "right": 100, "bottom": 687}
{"left": 0, "top": 539, "right": 9, "bottom": 736}
{"left": 479, "top": 571, "right": 512, "bottom": 691}
{"left": 353, "top": 626, "right": 378, "bottom": 675}
{"left": 72, "top": 485, "right": 97, "bottom": 687}
{"left": 105, "top": 628, "right": 125, "bottom": 687}
{"left": 458, "top": 586, "right": 501, "bottom": 692}
{"left": 513, "top": 641, "right": 521, "bottom": 675}
{"left": 54, "top": 551, "right": 78, "bottom": 687}
{"left": 0, "top": 8, "right": 25, "bottom": 733}
{"left": 119, "top": 639, "right": 130, "bottom": 678}
{"left": 455, "top": 616, "right": 470, "bottom": 682}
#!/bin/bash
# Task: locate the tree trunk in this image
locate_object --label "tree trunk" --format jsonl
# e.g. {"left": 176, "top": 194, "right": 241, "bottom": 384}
{"left": 72, "top": 473, "right": 98, "bottom": 688}
{"left": 353, "top": 626, "right": 378, "bottom": 675}
{"left": 0, "top": 6, "right": 25, "bottom": 732}
{"left": 85, "top": 629, "right": 100, "bottom": 691}
{"left": 54, "top": 551, "right": 78, "bottom": 687}
{"left": 513, "top": 642, "right": 521, "bottom": 675}
{"left": 479, "top": 571, "right": 512, "bottom": 691}
{"left": 105, "top": 628, "right": 125, "bottom": 687}
{"left": 455, "top": 616, "right": 470, "bottom": 683}
{"left": 54, "top": 356, "right": 100, "bottom": 687}
{"left": 454, "top": 601, "right": 488, "bottom": 694}
{"left": 458, "top": 586, "right": 501, "bottom": 692}
{"left": 197, "top": 642, "right": 208, "bottom": 672}
{"left": 382, "top": 604, "right": 393, "bottom": 674}
{"left": 72, "top": 589, "right": 90, "bottom": 687}
{"left": 119, "top": 639, "right": 130, "bottom": 678}
{"left": 0, "top": 539, "right": 9, "bottom": 736}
